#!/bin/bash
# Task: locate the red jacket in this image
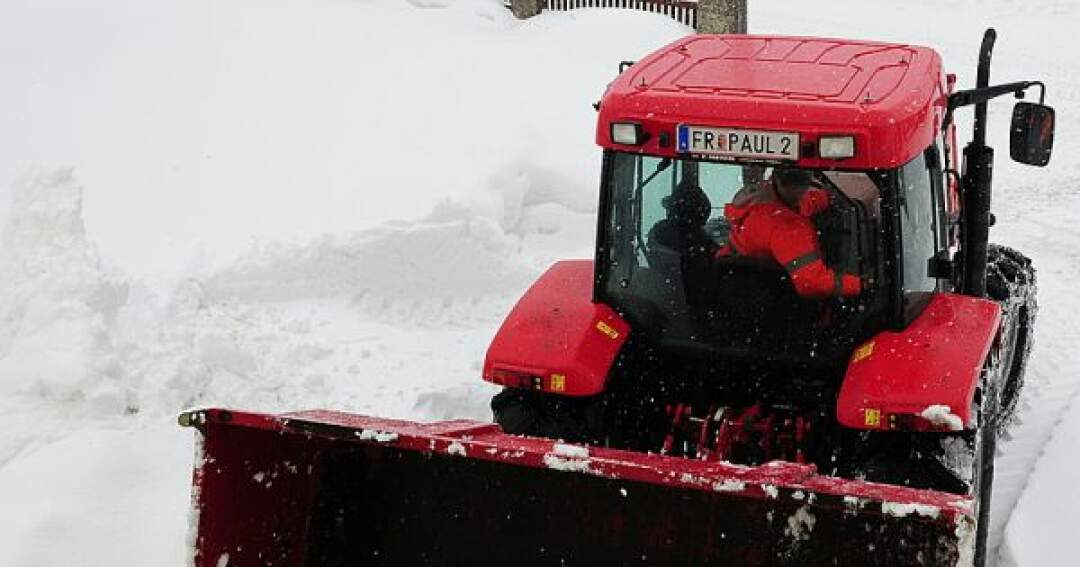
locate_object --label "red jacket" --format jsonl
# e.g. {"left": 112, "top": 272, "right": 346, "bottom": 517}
{"left": 722, "top": 182, "right": 861, "bottom": 299}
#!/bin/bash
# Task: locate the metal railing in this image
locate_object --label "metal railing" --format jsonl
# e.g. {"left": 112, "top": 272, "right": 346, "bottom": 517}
{"left": 543, "top": 0, "right": 698, "bottom": 28}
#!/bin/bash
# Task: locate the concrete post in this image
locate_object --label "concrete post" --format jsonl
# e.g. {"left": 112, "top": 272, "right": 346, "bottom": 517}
{"left": 511, "top": 0, "right": 543, "bottom": 19}
{"left": 696, "top": 0, "right": 748, "bottom": 34}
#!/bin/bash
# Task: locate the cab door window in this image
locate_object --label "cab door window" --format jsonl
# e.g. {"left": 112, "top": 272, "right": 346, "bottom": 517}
{"left": 898, "top": 147, "right": 945, "bottom": 316}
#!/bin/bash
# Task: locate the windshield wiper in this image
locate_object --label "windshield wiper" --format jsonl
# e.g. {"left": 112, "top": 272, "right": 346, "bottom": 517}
{"left": 633, "top": 158, "right": 673, "bottom": 258}
{"left": 640, "top": 158, "right": 672, "bottom": 189}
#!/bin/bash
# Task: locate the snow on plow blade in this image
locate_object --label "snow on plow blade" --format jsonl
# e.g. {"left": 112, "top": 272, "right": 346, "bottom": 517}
{"left": 182, "top": 409, "right": 975, "bottom": 566}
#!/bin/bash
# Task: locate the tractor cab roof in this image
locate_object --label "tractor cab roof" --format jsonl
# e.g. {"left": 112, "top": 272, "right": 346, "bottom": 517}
{"left": 597, "top": 34, "right": 947, "bottom": 170}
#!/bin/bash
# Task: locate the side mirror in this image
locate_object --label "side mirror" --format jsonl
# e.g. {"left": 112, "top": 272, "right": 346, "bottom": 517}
{"left": 1010, "top": 102, "right": 1055, "bottom": 166}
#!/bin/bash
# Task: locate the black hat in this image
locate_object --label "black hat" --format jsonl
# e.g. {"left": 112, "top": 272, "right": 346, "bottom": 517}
{"left": 662, "top": 179, "right": 711, "bottom": 226}
{"left": 771, "top": 167, "right": 813, "bottom": 187}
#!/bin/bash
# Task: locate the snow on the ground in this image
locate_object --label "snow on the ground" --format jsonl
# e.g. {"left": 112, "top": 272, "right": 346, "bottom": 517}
{"left": 0, "top": 0, "right": 1077, "bottom": 565}
{"left": 999, "top": 390, "right": 1080, "bottom": 567}
{"left": 0, "top": 421, "right": 192, "bottom": 567}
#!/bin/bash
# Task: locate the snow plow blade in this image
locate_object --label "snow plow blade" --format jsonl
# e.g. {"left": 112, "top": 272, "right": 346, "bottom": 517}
{"left": 182, "top": 408, "right": 975, "bottom": 566}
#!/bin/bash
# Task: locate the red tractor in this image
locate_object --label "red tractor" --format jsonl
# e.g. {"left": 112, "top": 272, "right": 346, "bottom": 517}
{"left": 182, "top": 30, "right": 1054, "bottom": 566}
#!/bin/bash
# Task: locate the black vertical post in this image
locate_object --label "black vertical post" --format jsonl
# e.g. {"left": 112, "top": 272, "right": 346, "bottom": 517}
{"left": 961, "top": 29, "right": 997, "bottom": 298}
{"left": 973, "top": 29, "right": 996, "bottom": 147}
{"left": 593, "top": 151, "right": 615, "bottom": 302}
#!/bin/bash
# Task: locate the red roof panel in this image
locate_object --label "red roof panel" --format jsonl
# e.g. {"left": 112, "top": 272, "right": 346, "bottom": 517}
{"left": 597, "top": 34, "right": 947, "bottom": 169}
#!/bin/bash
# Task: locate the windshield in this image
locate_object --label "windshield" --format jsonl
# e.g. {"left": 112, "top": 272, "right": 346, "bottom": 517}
{"left": 616, "top": 156, "right": 881, "bottom": 262}
{"left": 599, "top": 151, "right": 884, "bottom": 361}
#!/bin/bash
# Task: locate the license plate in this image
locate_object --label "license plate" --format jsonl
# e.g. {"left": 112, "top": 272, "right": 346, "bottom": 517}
{"left": 677, "top": 126, "right": 800, "bottom": 161}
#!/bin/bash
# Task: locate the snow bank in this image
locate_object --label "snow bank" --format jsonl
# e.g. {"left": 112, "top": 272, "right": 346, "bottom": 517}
{"left": 0, "top": 169, "right": 130, "bottom": 412}
{"left": 0, "top": 167, "right": 530, "bottom": 421}
{"left": 198, "top": 202, "right": 533, "bottom": 312}
{"left": 0, "top": 0, "right": 689, "bottom": 418}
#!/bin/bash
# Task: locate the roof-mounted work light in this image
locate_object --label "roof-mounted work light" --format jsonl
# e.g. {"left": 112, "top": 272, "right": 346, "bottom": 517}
{"left": 819, "top": 136, "right": 856, "bottom": 159}
{"left": 611, "top": 122, "right": 646, "bottom": 145}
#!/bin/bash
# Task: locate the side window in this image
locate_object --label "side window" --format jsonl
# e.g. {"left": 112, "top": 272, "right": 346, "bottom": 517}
{"left": 938, "top": 132, "right": 962, "bottom": 249}
{"left": 899, "top": 149, "right": 942, "bottom": 310}
{"left": 637, "top": 156, "right": 675, "bottom": 242}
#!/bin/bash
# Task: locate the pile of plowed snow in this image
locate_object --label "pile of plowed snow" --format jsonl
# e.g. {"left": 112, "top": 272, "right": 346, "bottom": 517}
{"left": 0, "top": 167, "right": 531, "bottom": 421}
{"left": 0, "top": 0, "right": 686, "bottom": 421}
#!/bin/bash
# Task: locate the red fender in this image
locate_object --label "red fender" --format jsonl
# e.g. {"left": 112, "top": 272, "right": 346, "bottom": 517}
{"left": 837, "top": 293, "right": 1002, "bottom": 431}
{"left": 483, "top": 261, "right": 630, "bottom": 396}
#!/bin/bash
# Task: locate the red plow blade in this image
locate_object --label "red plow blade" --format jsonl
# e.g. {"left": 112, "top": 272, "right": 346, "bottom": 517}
{"left": 182, "top": 408, "right": 974, "bottom": 566}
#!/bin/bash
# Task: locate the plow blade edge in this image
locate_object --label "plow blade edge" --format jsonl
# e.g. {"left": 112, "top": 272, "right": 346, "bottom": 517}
{"left": 182, "top": 409, "right": 975, "bottom": 566}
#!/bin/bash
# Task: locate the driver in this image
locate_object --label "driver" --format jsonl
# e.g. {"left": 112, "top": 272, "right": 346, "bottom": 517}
{"left": 648, "top": 177, "right": 716, "bottom": 257}
{"left": 718, "top": 167, "right": 862, "bottom": 299}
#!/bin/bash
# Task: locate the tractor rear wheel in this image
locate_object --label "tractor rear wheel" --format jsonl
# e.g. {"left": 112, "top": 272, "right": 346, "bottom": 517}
{"left": 986, "top": 244, "right": 1037, "bottom": 428}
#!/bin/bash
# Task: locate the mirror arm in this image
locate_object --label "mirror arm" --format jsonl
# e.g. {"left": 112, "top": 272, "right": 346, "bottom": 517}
{"left": 944, "top": 80, "right": 1047, "bottom": 133}
{"left": 948, "top": 81, "right": 1045, "bottom": 113}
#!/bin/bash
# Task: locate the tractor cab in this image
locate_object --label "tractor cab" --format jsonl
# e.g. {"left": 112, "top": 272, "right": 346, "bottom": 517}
{"left": 590, "top": 34, "right": 966, "bottom": 367}
{"left": 598, "top": 153, "right": 886, "bottom": 364}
